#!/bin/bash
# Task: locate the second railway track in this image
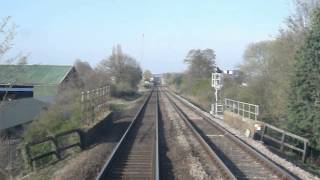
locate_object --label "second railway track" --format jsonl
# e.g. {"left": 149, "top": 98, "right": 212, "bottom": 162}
{"left": 162, "top": 88, "right": 297, "bottom": 180}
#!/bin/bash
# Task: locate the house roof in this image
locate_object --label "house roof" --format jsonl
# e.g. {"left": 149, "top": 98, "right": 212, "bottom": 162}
{"left": 0, "top": 97, "right": 48, "bottom": 130}
{"left": 0, "top": 65, "right": 73, "bottom": 86}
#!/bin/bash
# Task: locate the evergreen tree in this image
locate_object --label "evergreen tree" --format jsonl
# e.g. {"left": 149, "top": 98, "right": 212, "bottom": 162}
{"left": 287, "top": 8, "right": 320, "bottom": 150}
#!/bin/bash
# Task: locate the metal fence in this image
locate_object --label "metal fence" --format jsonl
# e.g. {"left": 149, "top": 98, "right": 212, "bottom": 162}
{"left": 211, "top": 103, "right": 224, "bottom": 115}
{"left": 224, "top": 98, "right": 259, "bottom": 120}
{"left": 260, "top": 124, "right": 309, "bottom": 162}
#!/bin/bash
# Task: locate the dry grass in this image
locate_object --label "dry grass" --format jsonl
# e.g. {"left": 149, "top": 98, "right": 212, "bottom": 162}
{"left": 52, "top": 143, "right": 115, "bottom": 180}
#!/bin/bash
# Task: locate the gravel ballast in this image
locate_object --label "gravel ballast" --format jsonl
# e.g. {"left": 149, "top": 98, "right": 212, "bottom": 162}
{"left": 170, "top": 90, "right": 319, "bottom": 180}
{"left": 159, "top": 91, "right": 226, "bottom": 180}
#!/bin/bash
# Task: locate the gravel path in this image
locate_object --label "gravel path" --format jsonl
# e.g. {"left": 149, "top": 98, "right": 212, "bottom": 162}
{"left": 171, "top": 90, "right": 320, "bottom": 180}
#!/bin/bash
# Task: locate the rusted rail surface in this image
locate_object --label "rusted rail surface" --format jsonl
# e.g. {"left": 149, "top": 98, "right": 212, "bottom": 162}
{"left": 96, "top": 89, "right": 159, "bottom": 180}
{"left": 164, "top": 88, "right": 297, "bottom": 180}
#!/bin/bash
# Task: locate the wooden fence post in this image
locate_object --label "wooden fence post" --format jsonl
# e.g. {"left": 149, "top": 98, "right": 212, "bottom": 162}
{"left": 52, "top": 138, "right": 61, "bottom": 160}
{"left": 255, "top": 106, "right": 259, "bottom": 121}
{"left": 280, "top": 133, "right": 285, "bottom": 152}
{"left": 25, "top": 144, "right": 33, "bottom": 169}
{"left": 78, "top": 130, "right": 86, "bottom": 150}
{"left": 303, "top": 141, "right": 308, "bottom": 162}
{"left": 86, "top": 91, "right": 90, "bottom": 125}
{"left": 91, "top": 89, "right": 95, "bottom": 123}
{"left": 81, "top": 92, "right": 85, "bottom": 122}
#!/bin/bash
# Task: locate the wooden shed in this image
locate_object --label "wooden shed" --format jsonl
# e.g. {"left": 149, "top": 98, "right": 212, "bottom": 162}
{"left": 0, "top": 64, "right": 80, "bottom": 130}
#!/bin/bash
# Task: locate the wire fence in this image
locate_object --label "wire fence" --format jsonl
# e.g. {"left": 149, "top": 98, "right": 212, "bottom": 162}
{"left": 0, "top": 133, "right": 23, "bottom": 178}
{"left": 224, "top": 98, "right": 259, "bottom": 120}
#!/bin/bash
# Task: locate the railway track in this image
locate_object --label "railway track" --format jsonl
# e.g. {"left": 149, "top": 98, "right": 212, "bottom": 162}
{"left": 96, "top": 89, "right": 159, "bottom": 180}
{"left": 159, "top": 89, "right": 237, "bottom": 179}
{"left": 162, "top": 88, "right": 297, "bottom": 180}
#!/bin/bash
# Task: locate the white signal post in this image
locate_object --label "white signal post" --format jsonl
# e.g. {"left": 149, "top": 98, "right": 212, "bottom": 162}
{"left": 211, "top": 71, "right": 223, "bottom": 116}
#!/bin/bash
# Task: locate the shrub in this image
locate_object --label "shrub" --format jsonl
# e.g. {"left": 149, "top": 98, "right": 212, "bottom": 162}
{"left": 111, "top": 83, "right": 137, "bottom": 98}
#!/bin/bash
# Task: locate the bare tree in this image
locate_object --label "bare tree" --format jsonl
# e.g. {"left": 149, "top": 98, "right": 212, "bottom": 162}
{"left": 96, "top": 45, "right": 142, "bottom": 90}
{"left": 74, "top": 59, "right": 102, "bottom": 89}
{"left": 0, "top": 17, "right": 28, "bottom": 103}
{"left": 16, "top": 53, "right": 29, "bottom": 65}
{"left": 287, "top": 0, "right": 320, "bottom": 31}
{"left": 0, "top": 16, "right": 16, "bottom": 63}
{"left": 184, "top": 48, "right": 216, "bottom": 79}
{"left": 0, "top": 16, "right": 29, "bottom": 65}
{"left": 143, "top": 70, "right": 152, "bottom": 81}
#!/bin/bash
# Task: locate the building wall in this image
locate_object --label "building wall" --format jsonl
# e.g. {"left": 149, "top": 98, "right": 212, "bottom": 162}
{"left": 33, "top": 85, "right": 58, "bottom": 97}
{"left": 0, "top": 85, "right": 33, "bottom": 100}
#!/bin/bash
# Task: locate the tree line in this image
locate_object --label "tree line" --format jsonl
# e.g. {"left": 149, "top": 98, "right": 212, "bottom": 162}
{"left": 23, "top": 44, "right": 143, "bottom": 141}
{"left": 75, "top": 44, "right": 142, "bottom": 96}
{"left": 224, "top": 1, "right": 320, "bottom": 155}
{"left": 164, "top": 48, "right": 217, "bottom": 109}
{"left": 0, "top": 16, "right": 143, "bottom": 96}
{"left": 0, "top": 15, "right": 144, "bottom": 140}
{"left": 165, "top": 1, "right": 320, "bottom": 159}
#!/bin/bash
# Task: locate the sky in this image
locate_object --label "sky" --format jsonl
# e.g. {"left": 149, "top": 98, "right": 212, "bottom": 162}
{"left": 1, "top": 0, "right": 294, "bottom": 73}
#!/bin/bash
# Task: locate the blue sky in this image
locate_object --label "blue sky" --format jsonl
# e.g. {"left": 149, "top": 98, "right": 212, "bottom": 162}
{"left": 1, "top": 0, "right": 294, "bottom": 73}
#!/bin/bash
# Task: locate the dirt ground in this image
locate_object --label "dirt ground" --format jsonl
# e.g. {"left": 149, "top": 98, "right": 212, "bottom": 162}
{"left": 158, "top": 91, "right": 224, "bottom": 180}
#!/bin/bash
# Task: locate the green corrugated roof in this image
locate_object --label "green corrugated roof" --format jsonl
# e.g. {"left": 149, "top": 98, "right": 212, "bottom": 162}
{"left": 0, "top": 65, "right": 73, "bottom": 86}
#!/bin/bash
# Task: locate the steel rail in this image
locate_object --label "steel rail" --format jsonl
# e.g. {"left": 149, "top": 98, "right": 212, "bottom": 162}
{"left": 161, "top": 88, "right": 237, "bottom": 180}
{"left": 154, "top": 89, "right": 159, "bottom": 180}
{"left": 165, "top": 88, "right": 298, "bottom": 180}
{"left": 96, "top": 88, "right": 159, "bottom": 180}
